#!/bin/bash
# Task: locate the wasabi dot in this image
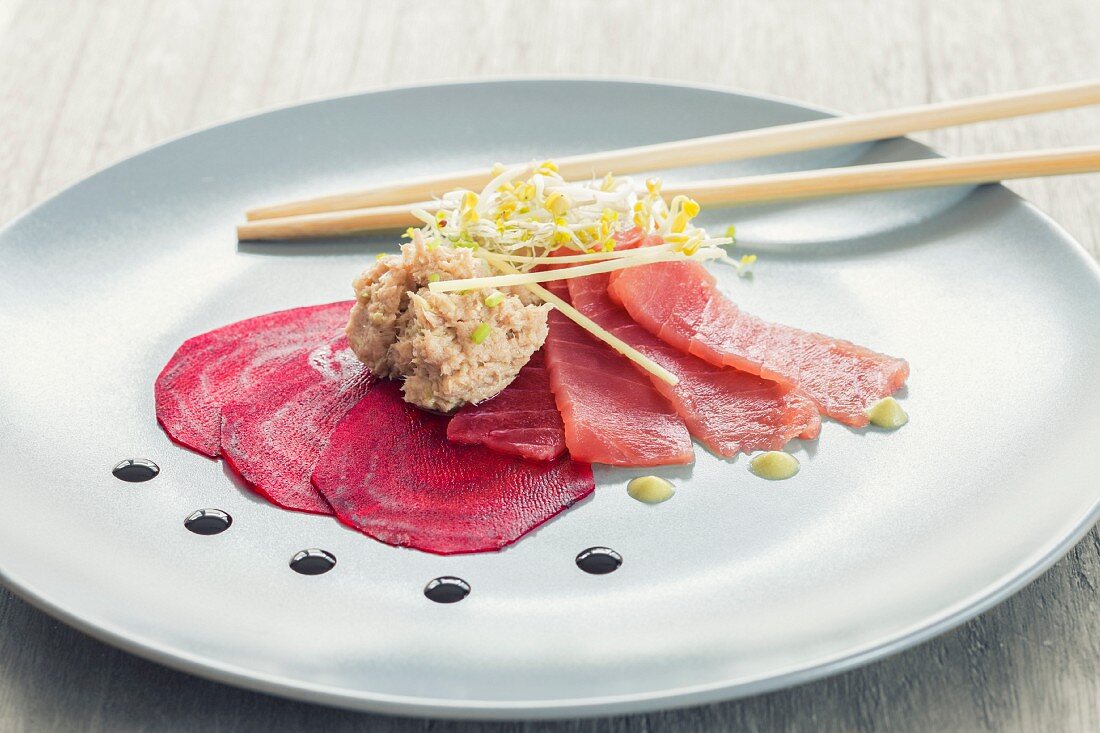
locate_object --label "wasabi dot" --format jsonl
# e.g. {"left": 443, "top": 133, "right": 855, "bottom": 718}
{"left": 627, "top": 476, "right": 675, "bottom": 504}
{"left": 749, "top": 451, "right": 799, "bottom": 481}
{"left": 866, "top": 397, "right": 908, "bottom": 429}
{"left": 470, "top": 323, "right": 491, "bottom": 344}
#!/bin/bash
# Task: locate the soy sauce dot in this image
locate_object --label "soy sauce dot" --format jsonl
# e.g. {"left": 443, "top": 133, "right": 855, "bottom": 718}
{"left": 576, "top": 547, "right": 622, "bottom": 575}
{"left": 424, "top": 577, "right": 471, "bottom": 604}
{"left": 184, "top": 509, "right": 232, "bottom": 535}
{"left": 112, "top": 459, "right": 160, "bottom": 482}
{"left": 290, "top": 549, "right": 336, "bottom": 575}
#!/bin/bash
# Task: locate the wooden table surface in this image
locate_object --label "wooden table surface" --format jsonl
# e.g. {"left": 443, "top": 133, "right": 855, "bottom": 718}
{"left": 1, "top": 1, "right": 1098, "bottom": 730}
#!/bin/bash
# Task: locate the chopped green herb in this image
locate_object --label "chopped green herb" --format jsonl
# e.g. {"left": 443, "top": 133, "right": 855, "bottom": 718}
{"left": 470, "top": 322, "right": 491, "bottom": 344}
{"left": 427, "top": 273, "right": 441, "bottom": 283}
{"left": 484, "top": 291, "right": 505, "bottom": 308}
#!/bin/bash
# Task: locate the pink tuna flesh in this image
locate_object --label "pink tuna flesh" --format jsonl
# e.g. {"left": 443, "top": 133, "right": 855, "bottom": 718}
{"left": 540, "top": 279, "right": 694, "bottom": 466}
{"left": 567, "top": 272, "right": 819, "bottom": 457}
{"left": 446, "top": 350, "right": 567, "bottom": 461}
{"left": 608, "top": 262, "right": 908, "bottom": 426}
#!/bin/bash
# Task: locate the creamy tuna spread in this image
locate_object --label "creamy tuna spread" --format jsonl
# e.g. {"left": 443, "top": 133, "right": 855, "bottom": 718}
{"left": 346, "top": 232, "right": 551, "bottom": 412}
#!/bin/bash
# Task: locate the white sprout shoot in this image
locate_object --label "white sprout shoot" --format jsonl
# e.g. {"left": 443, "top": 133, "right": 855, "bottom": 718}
{"left": 408, "top": 161, "right": 734, "bottom": 270}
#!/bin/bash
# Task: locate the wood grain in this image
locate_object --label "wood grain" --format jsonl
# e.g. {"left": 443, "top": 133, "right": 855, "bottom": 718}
{"left": 0, "top": 1, "right": 1097, "bottom": 731}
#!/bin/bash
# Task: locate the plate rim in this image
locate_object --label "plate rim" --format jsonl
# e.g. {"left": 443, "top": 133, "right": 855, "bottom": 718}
{"left": 2, "top": 76, "right": 1099, "bottom": 720}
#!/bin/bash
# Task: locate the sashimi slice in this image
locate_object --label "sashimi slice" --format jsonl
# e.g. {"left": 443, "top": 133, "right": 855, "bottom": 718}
{"left": 155, "top": 301, "right": 354, "bottom": 456}
{"left": 219, "top": 336, "right": 374, "bottom": 515}
{"left": 541, "top": 279, "right": 694, "bottom": 466}
{"left": 567, "top": 272, "right": 820, "bottom": 457}
{"left": 447, "top": 350, "right": 566, "bottom": 461}
{"left": 311, "top": 380, "right": 595, "bottom": 555}
{"left": 609, "top": 262, "right": 909, "bottom": 426}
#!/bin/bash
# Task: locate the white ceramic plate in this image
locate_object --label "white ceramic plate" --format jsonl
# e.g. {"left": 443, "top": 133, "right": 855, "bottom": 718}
{"left": 1, "top": 80, "right": 1098, "bottom": 720}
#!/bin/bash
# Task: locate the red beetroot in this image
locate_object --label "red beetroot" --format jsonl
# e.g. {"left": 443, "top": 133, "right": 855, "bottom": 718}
{"left": 446, "top": 350, "right": 566, "bottom": 461}
{"left": 155, "top": 302, "right": 354, "bottom": 456}
{"left": 220, "top": 336, "right": 374, "bottom": 515}
{"left": 311, "top": 380, "right": 595, "bottom": 555}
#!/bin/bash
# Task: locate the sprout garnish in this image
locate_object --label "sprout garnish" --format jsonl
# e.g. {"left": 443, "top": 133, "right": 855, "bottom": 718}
{"left": 400, "top": 161, "right": 755, "bottom": 386}
{"left": 410, "top": 161, "right": 737, "bottom": 273}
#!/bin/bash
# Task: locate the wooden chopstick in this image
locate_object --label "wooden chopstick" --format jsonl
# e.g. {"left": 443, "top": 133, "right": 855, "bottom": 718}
{"left": 236, "top": 146, "right": 1100, "bottom": 241}
{"left": 661, "top": 146, "right": 1100, "bottom": 205}
{"left": 245, "top": 79, "right": 1100, "bottom": 221}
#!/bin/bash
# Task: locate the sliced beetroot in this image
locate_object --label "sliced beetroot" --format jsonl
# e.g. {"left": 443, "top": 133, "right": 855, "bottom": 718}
{"left": 155, "top": 301, "right": 353, "bottom": 456}
{"left": 219, "top": 336, "right": 374, "bottom": 515}
{"left": 446, "top": 350, "right": 566, "bottom": 461}
{"left": 312, "top": 380, "right": 595, "bottom": 555}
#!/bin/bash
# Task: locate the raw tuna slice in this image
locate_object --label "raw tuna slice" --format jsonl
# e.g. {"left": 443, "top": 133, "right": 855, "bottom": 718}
{"left": 311, "top": 380, "right": 595, "bottom": 555}
{"left": 155, "top": 301, "right": 354, "bottom": 456}
{"left": 219, "top": 336, "right": 374, "bottom": 515}
{"left": 567, "top": 272, "right": 819, "bottom": 457}
{"left": 609, "top": 262, "right": 909, "bottom": 426}
{"left": 447, "top": 350, "right": 566, "bottom": 461}
{"left": 541, "top": 279, "right": 694, "bottom": 466}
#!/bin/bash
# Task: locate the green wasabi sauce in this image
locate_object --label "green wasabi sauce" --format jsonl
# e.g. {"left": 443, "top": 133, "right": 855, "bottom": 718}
{"left": 866, "top": 396, "right": 908, "bottom": 429}
{"left": 627, "top": 475, "right": 675, "bottom": 504}
{"left": 749, "top": 451, "right": 799, "bottom": 480}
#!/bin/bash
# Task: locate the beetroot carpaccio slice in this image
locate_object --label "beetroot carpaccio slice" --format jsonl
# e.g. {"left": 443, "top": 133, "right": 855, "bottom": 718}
{"left": 155, "top": 301, "right": 354, "bottom": 456}
{"left": 312, "top": 380, "right": 596, "bottom": 555}
{"left": 219, "top": 336, "right": 374, "bottom": 515}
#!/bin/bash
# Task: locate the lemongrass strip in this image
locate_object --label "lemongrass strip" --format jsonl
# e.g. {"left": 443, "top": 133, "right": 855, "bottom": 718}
{"left": 430, "top": 250, "right": 723, "bottom": 293}
{"left": 489, "top": 261, "right": 678, "bottom": 387}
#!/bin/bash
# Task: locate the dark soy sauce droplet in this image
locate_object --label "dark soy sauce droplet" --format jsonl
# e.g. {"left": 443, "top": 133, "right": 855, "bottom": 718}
{"left": 290, "top": 549, "right": 336, "bottom": 575}
{"left": 112, "top": 459, "right": 160, "bottom": 482}
{"left": 424, "top": 577, "right": 471, "bottom": 604}
{"left": 184, "top": 509, "right": 232, "bottom": 536}
{"left": 576, "top": 547, "right": 623, "bottom": 575}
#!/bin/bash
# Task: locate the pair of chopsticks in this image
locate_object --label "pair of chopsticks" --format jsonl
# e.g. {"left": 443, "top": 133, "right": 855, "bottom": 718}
{"left": 238, "top": 80, "right": 1100, "bottom": 241}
